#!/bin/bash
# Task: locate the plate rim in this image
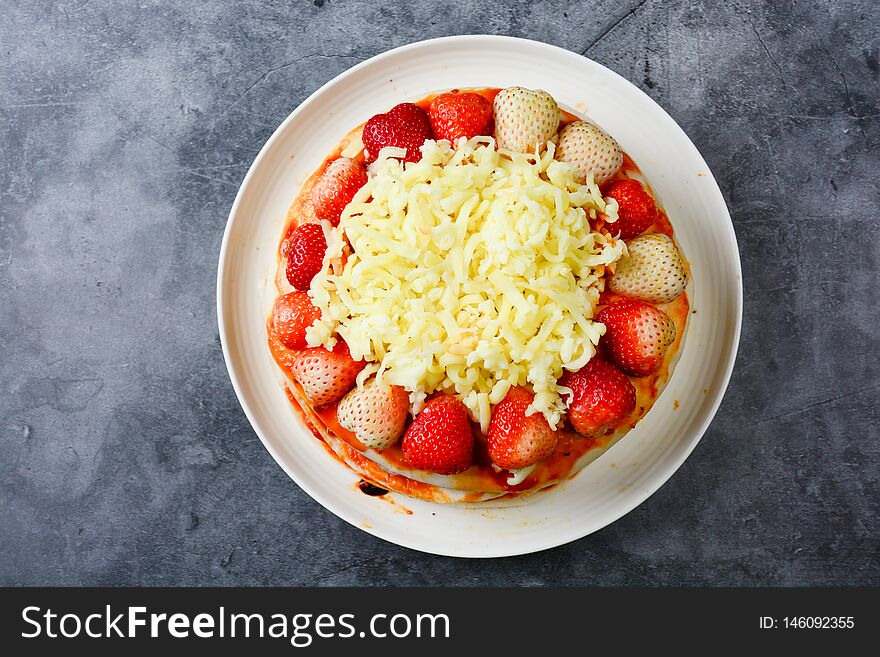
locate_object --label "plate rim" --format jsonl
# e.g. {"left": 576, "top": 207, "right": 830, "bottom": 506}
{"left": 216, "top": 34, "right": 743, "bottom": 558}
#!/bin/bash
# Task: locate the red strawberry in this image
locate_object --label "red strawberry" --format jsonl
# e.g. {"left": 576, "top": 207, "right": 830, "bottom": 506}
{"left": 606, "top": 179, "right": 657, "bottom": 239}
{"left": 337, "top": 378, "right": 409, "bottom": 450}
{"left": 599, "top": 299, "right": 676, "bottom": 376}
{"left": 559, "top": 360, "right": 636, "bottom": 437}
{"left": 311, "top": 157, "right": 368, "bottom": 226}
{"left": 487, "top": 387, "right": 558, "bottom": 469}
{"left": 284, "top": 223, "right": 327, "bottom": 291}
{"left": 291, "top": 340, "right": 365, "bottom": 407}
{"left": 362, "top": 103, "right": 433, "bottom": 163}
{"left": 402, "top": 395, "right": 474, "bottom": 474}
{"left": 427, "top": 91, "right": 493, "bottom": 143}
{"left": 272, "top": 291, "right": 321, "bottom": 350}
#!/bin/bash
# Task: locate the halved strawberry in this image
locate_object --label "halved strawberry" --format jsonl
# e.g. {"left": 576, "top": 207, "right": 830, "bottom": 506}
{"left": 311, "top": 157, "right": 368, "bottom": 226}
{"left": 487, "top": 386, "right": 558, "bottom": 469}
{"left": 493, "top": 86, "right": 559, "bottom": 153}
{"left": 337, "top": 378, "right": 409, "bottom": 450}
{"left": 291, "top": 340, "right": 365, "bottom": 407}
{"left": 362, "top": 103, "right": 433, "bottom": 163}
{"left": 555, "top": 120, "right": 623, "bottom": 185}
{"left": 559, "top": 360, "right": 636, "bottom": 438}
{"left": 610, "top": 233, "right": 688, "bottom": 303}
{"left": 606, "top": 179, "right": 657, "bottom": 239}
{"left": 402, "top": 395, "right": 474, "bottom": 474}
{"left": 272, "top": 291, "right": 321, "bottom": 350}
{"left": 599, "top": 299, "right": 676, "bottom": 376}
{"left": 428, "top": 91, "right": 493, "bottom": 143}
{"left": 284, "top": 222, "right": 327, "bottom": 291}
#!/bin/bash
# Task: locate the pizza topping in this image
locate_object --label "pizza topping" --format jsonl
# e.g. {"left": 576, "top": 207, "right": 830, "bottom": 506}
{"left": 493, "top": 86, "right": 560, "bottom": 153}
{"left": 505, "top": 464, "right": 537, "bottom": 486}
{"left": 598, "top": 299, "right": 676, "bottom": 376}
{"left": 605, "top": 178, "right": 657, "bottom": 239}
{"left": 362, "top": 103, "right": 433, "bottom": 163}
{"left": 555, "top": 120, "right": 624, "bottom": 186}
{"left": 311, "top": 157, "right": 368, "bottom": 226}
{"left": 488, "top": 386, "right": 558, "bottom": 469}
{"left": 291, "top": 340, "right": 365, "bottom": 407}
{"left": 337, "top": 378, "right": 409, "bottom": 451}
{"left": 610, "top": 233, "right": 688, "bottom": 303}
{"left": 428, "top": 91, "right": 493, "bottom": 143}
{"left": 307, "top": 136, "right": 624, "bottom": 430}
{"left": 284, "top": 222, "right": 328, "bottom": 291}
{"left": 559, "top": 359, "right": 636, "bottom": 437}
{"left": 272, "top": 291, "right": 322, "bottom": 350}
{"left": 402, "top": 395, "right": 474, "bottom": 474}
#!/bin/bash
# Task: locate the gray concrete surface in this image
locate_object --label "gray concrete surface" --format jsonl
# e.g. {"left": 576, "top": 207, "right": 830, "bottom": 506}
{"left": 1, "top": 0, "right": 878, "bottom": 585}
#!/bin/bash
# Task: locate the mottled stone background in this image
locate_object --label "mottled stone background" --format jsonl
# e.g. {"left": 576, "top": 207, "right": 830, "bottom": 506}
{"left": 2, "top": 0, "right": 877, "bottom": 585}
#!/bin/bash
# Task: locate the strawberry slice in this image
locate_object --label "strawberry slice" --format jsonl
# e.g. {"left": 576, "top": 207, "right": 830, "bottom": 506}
{"left": 272, "top": 291, "right": 321, "bottom": 350}
{"left": 284, "top": 222, "right": 327, "bottom": 291}
{"left": 599, "top": 299, "right": 676, "bottom": 376}
{"left": 428, "top": 91, "right": 493, "bottom": 143}
{"left": 402, "top": 395, "right": 474, "bottom": 474}
{"left": 311, "top": 157, "right": 368, "bottom": 226}
{"left": 291, "top": 340, "right": 365, "bottom": 407}
{"left": 487, "top": 386, "right": 558, "bottom": 469}
{"left": 606, "top": 179, "right": 657, "bottom": 239}
{"left": 337, "top": 378, "right": 409, "bottom": 451}
{"left": 559, "top": 360, "right": 636, "bottom": 437}
{"left": 362, "top": 103, "right": 433, "bottom": 163}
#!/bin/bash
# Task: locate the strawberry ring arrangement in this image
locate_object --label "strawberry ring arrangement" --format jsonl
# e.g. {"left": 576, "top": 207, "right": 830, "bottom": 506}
{"left": 268, "top": 87, "right": 690, "bottom": 503}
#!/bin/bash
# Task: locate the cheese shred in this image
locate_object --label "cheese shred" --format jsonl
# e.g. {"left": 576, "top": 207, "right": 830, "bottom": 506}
{"left": 306, "top": 136, "right": 624, "bottom": 431}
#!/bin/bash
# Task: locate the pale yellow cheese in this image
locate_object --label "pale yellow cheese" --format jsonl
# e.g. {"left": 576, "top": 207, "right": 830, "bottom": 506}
{"left": 307, "top": 137, "right": 624, "bottom": 431}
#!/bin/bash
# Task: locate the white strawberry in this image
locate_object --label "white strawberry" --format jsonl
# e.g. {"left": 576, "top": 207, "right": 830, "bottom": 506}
{"left": 291, "top": 342, "right": 365, "bottom": 407}
{"left": 555, "top": 120, "right": 623, "bottom": 185}
{"left": 610, "top": 233, "right": 688, "bottom": 303}
{"left": 336, "top": 378, "right": 409, "bottom": 450}
{"left": 493, "top": 87, "right": 560, "bottom": 153}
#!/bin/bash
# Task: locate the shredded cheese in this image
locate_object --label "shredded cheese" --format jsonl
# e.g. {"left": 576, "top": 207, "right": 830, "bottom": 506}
{"left": 307, "top": 136, "right": 624, "bottom": 431}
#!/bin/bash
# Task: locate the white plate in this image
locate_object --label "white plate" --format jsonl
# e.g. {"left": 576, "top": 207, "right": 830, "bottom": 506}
{"left": 217, "top": 35, "right": 742, "bottom": 557}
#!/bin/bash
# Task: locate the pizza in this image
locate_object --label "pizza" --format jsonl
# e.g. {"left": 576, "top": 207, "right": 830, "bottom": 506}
{"left": 267, "top": 87, "right": 690, "bottom": 503}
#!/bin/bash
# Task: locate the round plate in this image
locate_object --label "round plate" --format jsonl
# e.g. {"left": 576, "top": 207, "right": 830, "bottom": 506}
{"left": 217, "top": 35, "right": 742, "bottom": 557}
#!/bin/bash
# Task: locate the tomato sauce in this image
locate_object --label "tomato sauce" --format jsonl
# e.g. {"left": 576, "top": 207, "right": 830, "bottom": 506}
{"left": 358, "top": 480, "right": 389, "bottom": 496}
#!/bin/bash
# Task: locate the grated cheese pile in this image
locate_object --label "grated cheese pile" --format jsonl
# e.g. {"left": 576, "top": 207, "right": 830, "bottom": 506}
{"left": 306, "top": 136, "right": 624, "bottom": 431}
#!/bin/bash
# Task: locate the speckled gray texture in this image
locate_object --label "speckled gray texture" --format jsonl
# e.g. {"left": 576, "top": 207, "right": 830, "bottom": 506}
{"left": 1, "top": 0, "right": 878, "bottom": 586}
